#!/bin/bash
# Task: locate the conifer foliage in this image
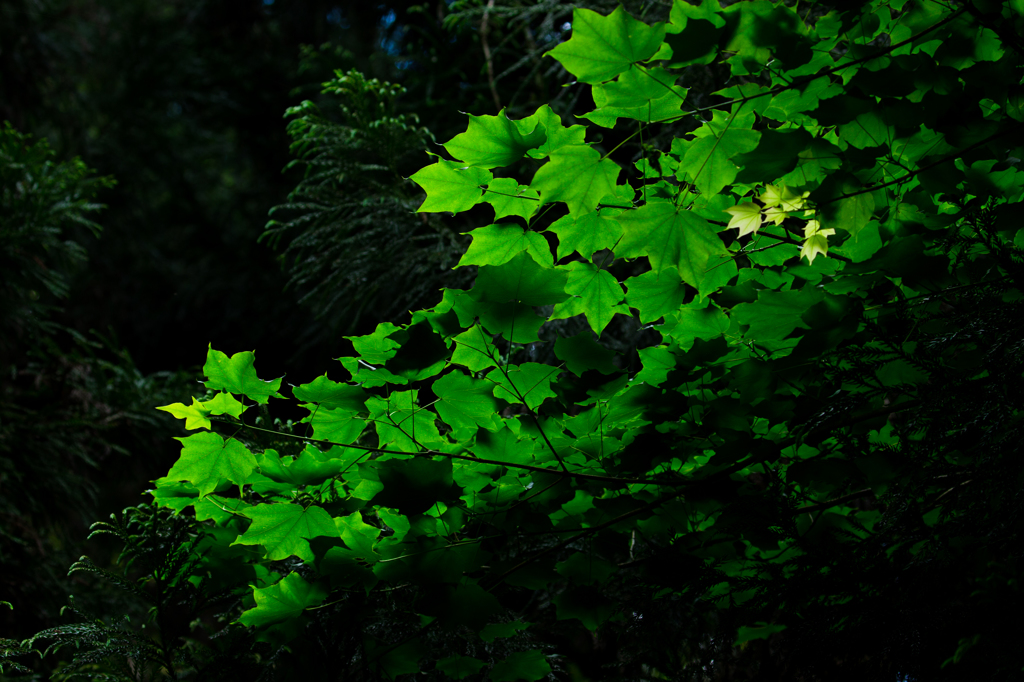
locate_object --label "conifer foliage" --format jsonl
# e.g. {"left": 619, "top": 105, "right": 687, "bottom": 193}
{"left": 37, "top": 0, "right": 1024, "bottom": 679}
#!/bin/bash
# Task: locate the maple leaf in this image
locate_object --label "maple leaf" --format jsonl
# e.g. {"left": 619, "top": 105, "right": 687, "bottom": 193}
{"left": 725, "top": 202, "right": 763, "bottom": 237}
{"left": 545, "top": 6, "right": 667, "bottom": 84}
{"left": 800, "top": 219, "right": 835, "bottom": 264}
{"left": 232, "top": 502, "right": 339, "bottom": 561}
{"left": 764, "top": 206, "right": 788, "bottom": 225}
{"left": 237, "top": 571, "right": 327, "bottom": 629}
{"left": 408, "top": 159, "right": 492, "bottom": 213}
{"left": 760, "top": 184, "right": 809, "bottom": 212}
{"left": 203, "top": 347, "right": 283, "bottom": 405}
{"left": 167, "top": 431, "right": 257, "bottom": 496}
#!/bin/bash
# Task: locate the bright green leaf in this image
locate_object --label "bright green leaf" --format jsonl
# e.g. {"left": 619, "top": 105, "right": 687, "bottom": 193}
{"left": 482, "top": 178, "right": 541, "bottom": 222}
{"left": 530, "top": 145, "right": 621, "bottom": 215}
{"left": 203, "top": 347, "right": 283, "bottom": 405}
{"left": 800, "top": 220, "right": 836, "bottom": 264}
{"left": 232, "top": 502, "right": 339, "bottom": 561}
{"left": 550, "top": 261, "right": 629, "bottom": 336}
{"left": 167, "top": 432, "right": 257, "bottom": 496}
{"left": 301, "top": 405, "right": 365, "bottom": 444}
{"left": 451, "top": 324, "right": 500, "bottom": 371}
{"left": 443, "top": 109, "right": 546, "bottom": 168}
{"left": 676, "top": 122, "right": 760, "bottom": 197}
{"left": 617, "top": 200, "right": 733, "bottom": 296}
{"left": 366, "top": 390, "right": 444, "bottom": 452}
{"left": 545, "top": 6, "right": 667, "bottom": 84}
{"left": 547, "top": 210, "right": 623, "bottom": 260}
{"left": 580, "top": 66, "right": 687, "bottom": 128}
{"left": 458, "top": 224, "right": 552, "bottom": 268}
{"left": 409, "top": 159, "right": 493, "bottom": 213}
{"left": 517, "top": 105, "right": 587, "bottom": 158}
{"left": 292, "top": 375, "right": 368, "bottom": 412}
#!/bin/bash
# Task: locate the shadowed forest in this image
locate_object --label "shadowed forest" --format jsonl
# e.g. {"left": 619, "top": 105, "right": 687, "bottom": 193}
{"left": 3, "top": 0, "right": 1024, "bottom": 680}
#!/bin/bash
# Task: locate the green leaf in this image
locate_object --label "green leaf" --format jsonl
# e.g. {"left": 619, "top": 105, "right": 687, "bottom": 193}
{"left": 489, "top": 650, "right": 552, "bottom": 682}
{"left": 733, "top": 288, "right": 824, "bottom": 340}
{"left": 433, "top": 372, "right": 500, "bottom": 439}
{"left": 149, "top": 478, "right": 201, "bottom": 512}
{"left": 301, "top": 405, "right": 366, "bottom": 444}
{"left": 812, "top": 172, "right": 876, "bottom": 238}
{"left": 545, "top": 6, "right": 667, "bottom": 84}
{"left": 664, "top": 0, "right": 728, "bottom": 67}
{"left": 625, "top": 266, "right": 687, "bottom": 322}
{"left": 258, "top": 445, "right": 356, "bottom": 486}
{"left": 292, "top": 375, "right": 368, "bottom": 412}
{"left": 553, "top": 332, "right": 618, "bottom": 375}
{"left": 203, "top": 347, "right": 283, "bottom": 404}
{"left": 800, "top": 220, "right": 835, "bottom": 265}
{"left": 530, "top": 145, "right": 621, "bottom": 215}
{"left": 366, "top": 391, "right": 443, "bottom": 451}
{"left": 483, "top": 178, "right": 541, "bottom": 222}
{"left": 517, "top": 105, "right": 587, "bottom": 158}
{"left": 451, "top": 324, "right": 500, "bottom": 371}
{"left": 617, "top": 200, "right": 733, "bottom": 296}
{"left": 580, "top": 66, "right": 687, "bottom": 128}
{"left": 473, "top": 426, "right": 536, "bottom": 464}
{"left": 452, "top": 291, "right": 547, "bottom": 344}
{"left": 838, "top": 110, "right": 893, "bottom": 150}
{"left": 194, "top": 494, "right": 250, "bottom": 525}
{"left": 547, "top": 210, "right": 624, "bottom": 260}
{"left": 458, "top": 224, "right": 552, "bottom": 268}
{"left": 634, "top": 345, "right": 677, "bottom": 386}
{"left": 490, "top": 363, "right": 561, "bottom": 411}
{"left": 676, "top": 122, "right": 760, "bottom": 197}
{"left": 724, "top": 201, "right": 763, "bottom": 238}
{"left": 335, "top": 510, "right": 381, "bottom": 563}
{"left": 437, "top": 656, "right": 487, "bottom": 679}
{"left": 167, "top": 432, "right": 257, "bottom": 496}
{"left": 443, "top": 109, "right": 546, "bottom": 168}
{"left": 232, "top": 502, "right": 339, "bottom": 561}
{"left": 470, "top": 251, "right": 569, "bottom": 306}
{"left": 660, "top": 302, "right": 730, "bottom": 350}
{"left": 158, "top": 396, "right": 215, "bottom": 430}
{"left": 347, "top": 322, "right": 404, "bottom": 365}
{"left": 409, "top": 159, "right": 493, "bottom": 213}
{"left": 550, "top": 261, "right": 629, "bottom": 336}
{"left": 236, "top": 571, "right": 327, "bottom": 628}
{"left": 778, "top": 137, "right": 842, "bottom": 187}
{"left": 876, "top": 359, "right": 929, "bottom": 387}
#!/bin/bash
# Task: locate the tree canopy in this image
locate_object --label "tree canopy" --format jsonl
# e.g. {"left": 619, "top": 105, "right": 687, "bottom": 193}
{"left": 6, "top": 0, "right": 1024, "bottom": 680}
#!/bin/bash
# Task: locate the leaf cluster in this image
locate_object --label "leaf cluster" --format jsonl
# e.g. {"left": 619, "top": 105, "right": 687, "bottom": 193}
{"left": 46, "top": 0, "right": 1024, "bottom": 679}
